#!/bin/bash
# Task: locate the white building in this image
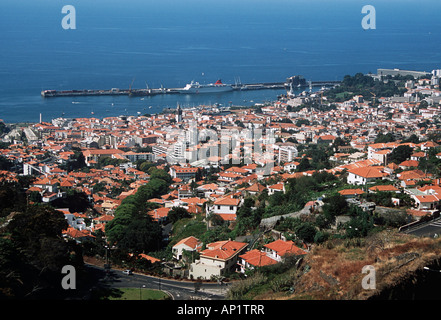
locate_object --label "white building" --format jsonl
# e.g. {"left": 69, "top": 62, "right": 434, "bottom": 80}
{"left": 172, "top": 236, "right": 202, "bottom": 261}
{"left": 59, "top": 209, "right": 87, "bottom": 231}
{"left": 347, "top": 167, "right": 386, "bottom": 185}
{"left": 278, "top": 144, "right": 298, "bottom": 164}
{"left": 189, "top": 240, "right": 247, "bottom": 280}
{"left": 206, "top": 196, "right": 241, "bottom": 221}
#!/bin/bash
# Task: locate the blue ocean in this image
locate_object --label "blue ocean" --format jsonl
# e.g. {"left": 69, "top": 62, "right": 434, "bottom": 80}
{"left": 0, "top": 0, "right": 440, "bottom": 123}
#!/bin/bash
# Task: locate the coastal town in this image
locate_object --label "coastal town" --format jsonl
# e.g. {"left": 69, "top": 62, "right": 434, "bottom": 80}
{"left": 2, "top": 68, "right": 441, "bottom": 299}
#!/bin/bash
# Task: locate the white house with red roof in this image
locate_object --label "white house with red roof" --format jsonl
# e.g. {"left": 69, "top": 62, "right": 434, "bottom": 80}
{"left": 238, "top": 249, "right": 278, "bottom": 273}
{"left": 347, "top": 166, "right": 387, "bottom": 185}
{"left": 196, "top": 183, "right": 223, "bottom": 198}
{"left": 411, "top": 194, "right": 440, "bottom": 211}
{"left": 239, "top": 239, "right": 308, "bottom": 273}
{"left": 368, "top": 184, "right": 400, "bottom": 193}
{"left": 267, "top": 182, "right": 285, "bottom": 195}
{"left": 283, "top": 161, "right": 300, "bottom": 172}
{"left": 338, "top": 188, "right": 365, "bottom": 199}
{"left": 172, "top": 236, "right": 203, "bottom": 261}
{"left": 263, "top": 239, "right": 308, "bottom": 262}
{"left": 82, "top": 148, "right": 125, "bottom": 166}
{"left": 169, "top": 165, "right": 199, "bottom": 182}
{"left": 32, "top": 176, "right": 59, "bottom": 193}
{"left": 189, "top": 240, "right": 247, "bottom": 280}
{"left": 206, "top": 196, "right": 241, "bottom": 221}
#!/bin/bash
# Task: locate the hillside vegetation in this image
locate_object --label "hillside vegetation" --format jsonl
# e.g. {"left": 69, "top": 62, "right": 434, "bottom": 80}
{"left": 227, "top": 230, "right": 441, "bottom": 300}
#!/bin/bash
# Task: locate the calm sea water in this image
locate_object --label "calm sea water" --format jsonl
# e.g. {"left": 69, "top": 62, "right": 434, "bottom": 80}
{"left": 0, "top": 0, "right": 440, "bottom": 123}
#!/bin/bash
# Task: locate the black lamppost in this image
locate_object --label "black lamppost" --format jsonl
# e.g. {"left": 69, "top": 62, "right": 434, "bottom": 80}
{"left": 104, "top": 245, "right": 111, "bottom": 272}
{"left": 140, "top": 285, "right": 145, "bottom": 300}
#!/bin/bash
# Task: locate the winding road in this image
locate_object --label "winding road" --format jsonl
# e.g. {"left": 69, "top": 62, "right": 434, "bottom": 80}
{"left": 85, "top": 264, "right": 229, "bottom": 300}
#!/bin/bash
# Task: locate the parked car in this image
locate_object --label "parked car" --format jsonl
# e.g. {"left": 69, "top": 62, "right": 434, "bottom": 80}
{"left": 122, "top": 269, "right": 133, "bottom": 275}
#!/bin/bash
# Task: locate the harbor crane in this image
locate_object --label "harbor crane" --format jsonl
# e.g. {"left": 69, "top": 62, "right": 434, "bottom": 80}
{"left": 129, "top": 77, "right": 135, "bottom": 93}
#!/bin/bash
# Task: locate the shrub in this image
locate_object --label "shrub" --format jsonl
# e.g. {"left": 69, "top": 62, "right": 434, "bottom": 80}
{"left": 226, "top": 272, "right": 267, "bottom": 300}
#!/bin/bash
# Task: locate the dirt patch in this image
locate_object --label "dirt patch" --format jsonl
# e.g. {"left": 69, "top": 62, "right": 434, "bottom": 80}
{"left": 286, "top": 231, "right": 441, "bottom": 300}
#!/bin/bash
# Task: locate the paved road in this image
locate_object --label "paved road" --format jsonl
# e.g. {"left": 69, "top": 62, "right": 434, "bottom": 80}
{"left": 401, "top": 217, "right": 441, "bottom": 238}
{"left": 85, "top": 264, "right": 229, "bottom": 300}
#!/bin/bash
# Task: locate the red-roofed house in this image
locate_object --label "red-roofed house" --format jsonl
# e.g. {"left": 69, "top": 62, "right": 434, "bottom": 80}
{"left": 283, "top": 161, "right": 300, "bottom": 172}
{"left": 369, "top": 185, "right": 400, "bottom": 193}
{"left": 263, "top": 239, "right": 307, "bottom": 262}
{"left": 169, "top": 166, "right": 199, "bottom": 182}
{"left": 63, "top": 227, "right": 95, "bottom": 243}
{"left": 399, "top": 160, "right": 419, "bottom": 170}
{"left": 82, "top": 149, "right": 125, "bottom": 166}
{"left": 189, "top": 240, "right": 247, "bottom": 280}
{"left": 138, "top": 253, "right": 161, "bottom": 264}
{"left": 338, "top": 188, "right": 365, "bottom": 199}
{"left": 243, "top": 182, "right": 266, "bottom": 196}
{"left": 314, "top": 134, "right": 336, "bottom": 145}
{"left": 411, "top": 194, "right": 440, "bottom": 211}
{"left": 147, "top": 207, "right": 171, "bottom": 223}
{"left": 207, "top": 196, "right": 241, "bottom": 221}
{"left": 172, "top": 236, "right": 203, "bottom": 260}
{"left": 238, "top": 249, "right": 278, "bottom": 273}
{"left": 267, "top": 182, "right": 285, "bottom": 195}
{"left": 32, "top": 177, "right": 59, "bottom": 193}
{"left": 93, "top": 214, "right": 114, "bottom": 225}
{"left": 411, "top": 152, "right": 426, "bottom": 161}
{"left": 347, "top": 167, "right": 387, "bottom": 185}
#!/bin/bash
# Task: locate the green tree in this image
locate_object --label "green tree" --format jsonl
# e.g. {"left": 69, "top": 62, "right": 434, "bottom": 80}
{"left": 297, "top": 157, "right": 312, "bottom": 172}
{"left": 3, "top": 205, "right": 82, "bottom": 299}
{"left": 374, "top": 132, "right": 395, "bottom": 143}
{"left": 388, "top": 145, "right": 413, "bottom": 164}
{"left": 139, "top": 161, "right": 156, "bottom": 172}
{"left": 322, "top": 193, "right": 349, "bottom": 224}
{"left": 51, "top": 191, "right": 91, "bottom": 213}
{"left": 401, "top": 134, "right": 420, "bottom": 144}
{"left": 0, "top": 183, "right": 27, "bottom": 218}
{"left": 168, "top": 206, "right": 191, "bottom": 224}
{"left": 147, "top": 167, "right": 172, "bottom": 184}
{"left": 105, "top": 177, "right": 168, "bottom": 252}
{"left": 61, "top": 151, "right": 86, "bottom": 171}
{"left": 344, "top": 208, "right": 374, "bottom": 238}
{"left": 28, "top": 191, "right": 42, "bottom": 203}
{"left": 296, "top": 119, "right": 310, "bottom": 127}
{"left": 118, "top": 216, "right": 163, "bottom": 254}
{"left": 0, "top": 156, "right": 13, "bottom": 170}
{"left": 294, "top": 222, "right": 317, "bottom": 243}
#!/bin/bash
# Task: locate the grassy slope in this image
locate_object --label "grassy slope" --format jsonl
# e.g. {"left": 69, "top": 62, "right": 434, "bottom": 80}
{"left": 107, "top": 288, "right": 170, "bottom": 300}
{"left": 232, "top": 230, "right": 441, "bottom": 300}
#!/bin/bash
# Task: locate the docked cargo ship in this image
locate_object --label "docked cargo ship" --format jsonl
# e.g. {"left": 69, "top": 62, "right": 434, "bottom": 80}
{"left": 176, "top": 79, "right": 233, "bottom": 94}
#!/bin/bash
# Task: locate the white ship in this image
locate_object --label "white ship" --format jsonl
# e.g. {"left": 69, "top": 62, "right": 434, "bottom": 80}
{"left": 177, "top": 79, "right": 233, "bottom": 94}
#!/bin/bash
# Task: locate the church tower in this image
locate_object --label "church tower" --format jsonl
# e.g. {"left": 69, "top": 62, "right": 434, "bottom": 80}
{"left": 176, "top": 103, "right": 182, "bottom": 123}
